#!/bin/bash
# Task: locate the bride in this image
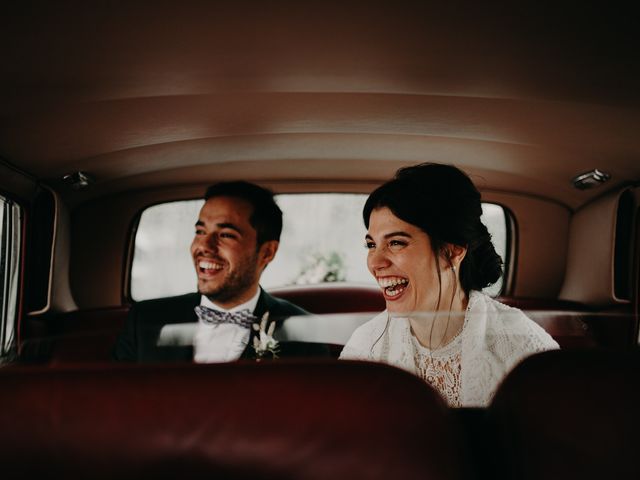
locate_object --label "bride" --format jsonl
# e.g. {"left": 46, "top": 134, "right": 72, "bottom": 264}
{"left": 340, "top": 163, "right": 559, "bottom": 407}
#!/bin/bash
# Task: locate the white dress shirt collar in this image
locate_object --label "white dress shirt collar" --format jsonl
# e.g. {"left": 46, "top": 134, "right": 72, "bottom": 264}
{"left": 199, "top": 287, "right": 261, "bottom": 313}
{"left": 193, "top": 287, "right": 262, "bottom": 364}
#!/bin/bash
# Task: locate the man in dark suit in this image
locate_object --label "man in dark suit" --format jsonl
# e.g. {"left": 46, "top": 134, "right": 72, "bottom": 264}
{"left": 113, "top": 181, "right": 327, "bottom": 362}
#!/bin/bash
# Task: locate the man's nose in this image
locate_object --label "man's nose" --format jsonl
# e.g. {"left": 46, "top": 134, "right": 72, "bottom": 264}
{"left": 196, "top": 233, "right": 219, "bottom": 252}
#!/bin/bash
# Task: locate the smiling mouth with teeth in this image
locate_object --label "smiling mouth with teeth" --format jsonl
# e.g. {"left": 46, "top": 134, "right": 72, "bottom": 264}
{"left": 198, "top": 259, "right": 224, "bottom": 274}
{"left": 377, "top": 276, "right": 409, "bottom": 298}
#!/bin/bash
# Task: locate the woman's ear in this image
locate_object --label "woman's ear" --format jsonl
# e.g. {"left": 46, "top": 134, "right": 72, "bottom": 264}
{"left": 444, "top": 243, "right": 467, "bottom": 269}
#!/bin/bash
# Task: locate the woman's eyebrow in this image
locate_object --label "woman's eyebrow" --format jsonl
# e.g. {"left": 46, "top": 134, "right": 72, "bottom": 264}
{"left": 383, "top": 231, "right": 412, "bottom": 240}
{"left": 365, "top": 231, "right": 412, "bottom": 241}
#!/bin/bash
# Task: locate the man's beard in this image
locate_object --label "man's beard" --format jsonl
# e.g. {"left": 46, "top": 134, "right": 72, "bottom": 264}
{"left": 200, "top": 251, "right": 260, "bottom": 304}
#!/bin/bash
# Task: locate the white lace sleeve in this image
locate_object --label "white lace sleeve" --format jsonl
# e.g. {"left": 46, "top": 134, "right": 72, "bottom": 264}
{"left": 506, "top": 318, "right": 558, "bottom": 371}
{"left": 490, "top": 307, "right": 560, "bottom": 368}
{"left": 339, "top": 344, "right": 370, "bottom": 360}
{"left": 338, "top": 312, "right": 388, "bottom": 361}
{"left": 460, "top": 292, "right": 561, "bottom": 407}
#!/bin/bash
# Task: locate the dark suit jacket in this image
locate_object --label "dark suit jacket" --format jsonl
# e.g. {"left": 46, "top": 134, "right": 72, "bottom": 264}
{"left": 113, "top": 289, "right": 329, "bottom": 362}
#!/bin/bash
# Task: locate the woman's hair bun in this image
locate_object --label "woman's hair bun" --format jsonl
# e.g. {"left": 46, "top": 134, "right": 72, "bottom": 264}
{"left": 459, "top": 223, "right": 503, "bottom": 292}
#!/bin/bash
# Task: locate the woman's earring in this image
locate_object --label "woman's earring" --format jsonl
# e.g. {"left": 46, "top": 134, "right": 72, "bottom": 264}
{"left": 452, "top": 265, "right": 457, "bottom": 273}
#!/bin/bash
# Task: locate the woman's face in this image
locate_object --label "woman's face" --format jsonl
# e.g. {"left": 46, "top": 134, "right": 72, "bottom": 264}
{"left": 366, "top": 207, "right": 445, "bottom": 314}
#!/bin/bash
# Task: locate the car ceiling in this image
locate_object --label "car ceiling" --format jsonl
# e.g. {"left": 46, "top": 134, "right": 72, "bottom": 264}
{"left": 1, "top": 1, "right": 639, "bottom": 209}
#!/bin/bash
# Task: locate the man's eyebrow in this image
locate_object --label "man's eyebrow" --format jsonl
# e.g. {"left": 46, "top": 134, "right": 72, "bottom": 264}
{"left": 216, "top": 222, "right": 243, "bottom": 234}
{"left": 194, "top": 221, "right": 242, "bottom": 234}
{"left": 365, "top": 231, "right": 412, "bottom": 241}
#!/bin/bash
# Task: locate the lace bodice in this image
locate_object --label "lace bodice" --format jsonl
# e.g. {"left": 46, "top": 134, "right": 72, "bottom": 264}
{"left": 411, "top": 333, "right": 463, "bottom": 407}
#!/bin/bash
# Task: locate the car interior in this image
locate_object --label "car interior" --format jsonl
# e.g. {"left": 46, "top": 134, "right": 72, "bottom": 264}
{"left": 1, "top": 1, "right": 639, "bottom": 478}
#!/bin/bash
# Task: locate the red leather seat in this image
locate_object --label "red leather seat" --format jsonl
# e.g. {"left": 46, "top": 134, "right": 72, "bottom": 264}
{"left": 488, "top": 349, "right": 640, "bottom": 480}
{"left": 21, "top": 306, "right": 128, "bottom": 364}
{"left": 269, "top": 283, "right": 386, "bottom": 313}
{"left": 0, "top": 361, "right": 466, "bottom": 480}
{"left": 25, "top": 287, "right": 608, "bottom": 364}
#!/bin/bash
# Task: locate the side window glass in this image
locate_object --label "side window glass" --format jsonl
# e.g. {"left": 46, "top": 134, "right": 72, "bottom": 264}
{"left": 481, "top": 203, "right": 508, "bottom": 296}
{"left": 131, "top": 195, "right": 509, "bottom": 300}
{"left": 0, "top": 195, "right": 22, "bottom": 363}
{"left": 131, "top": 200, "right": 202, "bottom": 301}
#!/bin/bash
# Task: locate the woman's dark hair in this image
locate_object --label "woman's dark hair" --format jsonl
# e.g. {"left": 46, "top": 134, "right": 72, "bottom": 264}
{"left": 363, "top": 163, "right": 502, "bottom": 293}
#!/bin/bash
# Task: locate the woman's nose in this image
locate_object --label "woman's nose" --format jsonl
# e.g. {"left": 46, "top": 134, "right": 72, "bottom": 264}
{"left": 368, "top": 246, "right": 391, "bottom": 271}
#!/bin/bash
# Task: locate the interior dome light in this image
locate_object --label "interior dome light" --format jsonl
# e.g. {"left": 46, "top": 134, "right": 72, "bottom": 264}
{"left": 572, "top": 169, "right": 611, "bottom": 190}
{"left": 62, "top": 171, "right": 94, "bottom": 190}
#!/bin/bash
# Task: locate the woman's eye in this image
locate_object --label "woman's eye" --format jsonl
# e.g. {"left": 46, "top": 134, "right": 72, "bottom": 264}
{"left": 389, "top": 240, "right": 406, "bottom": 248}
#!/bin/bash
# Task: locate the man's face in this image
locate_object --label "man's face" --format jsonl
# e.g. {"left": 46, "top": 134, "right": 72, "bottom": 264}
{"left": 190, "top": 196, "right": 275, "bottom": 308}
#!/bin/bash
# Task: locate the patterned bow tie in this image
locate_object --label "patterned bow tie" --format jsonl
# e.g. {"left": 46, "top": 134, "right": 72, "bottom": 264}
{"left": 194, "top": 305, "right": 257, "bottom": 329}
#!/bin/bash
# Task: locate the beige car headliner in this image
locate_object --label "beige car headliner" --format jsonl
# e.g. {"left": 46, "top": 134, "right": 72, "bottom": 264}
{"left": 1, "top": 1, "right": 638, "bottom": 209}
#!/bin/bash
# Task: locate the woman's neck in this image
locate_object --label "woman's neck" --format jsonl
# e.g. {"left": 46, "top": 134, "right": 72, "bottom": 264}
{"left": 409, "top": 290, "right": 469, "bottom": 350}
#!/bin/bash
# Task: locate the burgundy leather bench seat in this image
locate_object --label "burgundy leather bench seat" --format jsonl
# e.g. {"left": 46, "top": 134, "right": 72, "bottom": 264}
{"left": 0, "top": 361, "right": 465, "bottom": 480}
{"left": 4, "top": 352, "right": 638, "bottom": 479}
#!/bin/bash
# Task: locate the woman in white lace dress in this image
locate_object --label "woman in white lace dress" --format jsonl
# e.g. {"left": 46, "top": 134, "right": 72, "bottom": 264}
{"left": 340, "top": 163, "right": 559, "bottom": 407}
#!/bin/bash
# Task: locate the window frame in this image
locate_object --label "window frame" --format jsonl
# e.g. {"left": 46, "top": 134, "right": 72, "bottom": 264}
{"left": 501, "top": 204, "right": 518, "bottom": 297}
{"left": 0, "top": 192, "right": 24, "bottom": 363}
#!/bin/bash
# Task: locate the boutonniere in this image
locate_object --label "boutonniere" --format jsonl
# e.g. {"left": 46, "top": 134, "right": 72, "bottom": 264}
{"left": 252, "top": 312, "right": 279, "bottom": 360}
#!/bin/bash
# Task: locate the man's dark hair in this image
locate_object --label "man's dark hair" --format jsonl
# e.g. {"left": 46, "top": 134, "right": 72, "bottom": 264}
{"left": 204, "top": 181, "right": 282, "bottom": 246}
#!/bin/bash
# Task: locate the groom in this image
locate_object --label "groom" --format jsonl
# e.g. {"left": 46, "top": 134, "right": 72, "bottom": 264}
{"left": 113, "top": 181, "right": 326, "bottom": 362}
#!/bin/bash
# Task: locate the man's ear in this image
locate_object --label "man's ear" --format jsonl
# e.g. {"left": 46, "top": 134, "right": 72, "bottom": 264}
{"left": 258, "top": 240, "right": 279, "bottom": 270}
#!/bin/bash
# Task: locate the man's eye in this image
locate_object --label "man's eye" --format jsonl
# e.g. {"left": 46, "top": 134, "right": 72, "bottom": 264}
{"left": 389, "top": 240, "right": 406, "bottom": 248}
{"left": 220, "top": 232, "right": 237, "bottom": 239}
{"left": 195, "top": 229, "right": 205, "bottom": 235}
{"left": 365, "top": 242, "right": 376, "bottom": 249}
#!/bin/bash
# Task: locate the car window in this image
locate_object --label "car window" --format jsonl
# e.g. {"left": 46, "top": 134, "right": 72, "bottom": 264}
{"left": 0, "top": 194, "right": 22, "bottom": 363}
{"left": 130, "top": 194, "right": 509, "bottom": 301}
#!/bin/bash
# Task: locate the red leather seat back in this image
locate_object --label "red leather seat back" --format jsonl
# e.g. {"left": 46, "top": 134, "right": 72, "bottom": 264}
{"left": 28, "top": 289, "right": 617, "bottom": 364}
{"left": 495, "top": 297, "right": 633, "bottom": 349}
{"left": 51, "top": 306, "right": 128, "bottom": 362}
{"left": 20, "top": 307, "right": 129, "bottom": 364}
{"left": 0, "top": 361, "right": 466, "bottom": 480}
{"left": 269, "top": 283, "right": 385, "bottom": 313}
{"left": 489, "top": 349, "right": 640, "bottom": 480}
